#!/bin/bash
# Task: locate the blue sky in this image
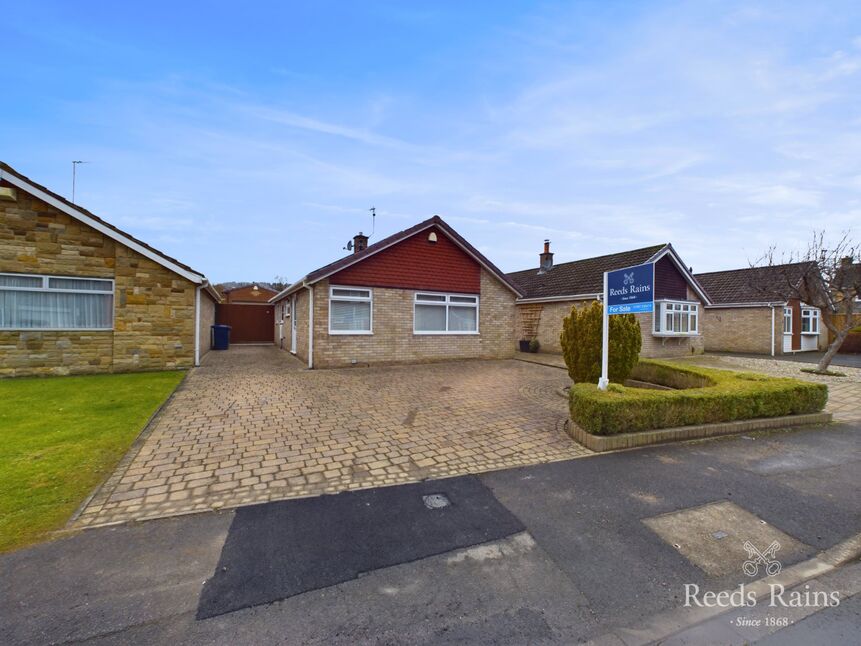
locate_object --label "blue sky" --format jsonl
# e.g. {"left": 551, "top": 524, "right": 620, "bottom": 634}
{"left": 2, "top": 1, "right": 860, "bottom": 283}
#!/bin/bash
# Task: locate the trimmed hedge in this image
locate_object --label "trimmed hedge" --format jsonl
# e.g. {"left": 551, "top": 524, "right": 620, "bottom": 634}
{"left": 570, "top": 359, "right": 828, "bottom": 435}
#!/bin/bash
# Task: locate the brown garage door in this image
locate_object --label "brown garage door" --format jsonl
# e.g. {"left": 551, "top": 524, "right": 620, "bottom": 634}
{"left": 216, "top": 304, "right": 274, "bottom": 344}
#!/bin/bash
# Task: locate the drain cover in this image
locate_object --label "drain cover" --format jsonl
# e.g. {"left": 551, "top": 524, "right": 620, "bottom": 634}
{"left": 422, "top": 494, "right": 451, "bottom": 509}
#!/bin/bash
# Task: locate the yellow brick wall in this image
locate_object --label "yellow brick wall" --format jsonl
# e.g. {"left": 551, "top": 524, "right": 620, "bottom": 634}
{"left": 305, "top": 268, "right": 516, "bottom": 368}
{"left": 0, "top": 187, "right": 200, "bottom": 376}
{"left": 703, "top": 306, "right": 778, "bottom": 354}
{"left": 516, "top": 286, "right": 705, "bottom": 358}
{"left": 293, "top": 288, "right": 311, "bottom": 365}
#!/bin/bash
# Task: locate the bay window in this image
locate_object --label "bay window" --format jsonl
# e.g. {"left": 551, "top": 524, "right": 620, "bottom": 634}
{"left": 0, "top": 272, "right": 114, "bottom": 330}
{"left": 801, "top": 308, "right": 819, "bottom": 335}
{"left": 329, "top": 286, "right": 372, "bottom": 334}
{"left": 653, "top": 300, "right": 699, "bottom": 336}
{"left": 414, "top": 292, "right": 479, "bottom": 334}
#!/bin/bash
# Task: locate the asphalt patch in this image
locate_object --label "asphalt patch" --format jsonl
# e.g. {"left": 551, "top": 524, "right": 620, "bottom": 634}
{"left": 196, "top": 475, "right": 524, "bottom": 619}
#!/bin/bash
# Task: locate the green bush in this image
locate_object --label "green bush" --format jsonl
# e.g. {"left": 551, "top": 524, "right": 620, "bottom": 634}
{"left": 529, "top": 338, "right": 540, "bottom": 353}
{"left": 570, "top": 359, "right": 828, "bottom": 435}
{"left": 560, "top": 301, "right": 642, "bottom": 383}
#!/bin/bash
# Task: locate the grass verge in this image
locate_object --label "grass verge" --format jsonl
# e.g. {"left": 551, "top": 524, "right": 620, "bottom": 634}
{"left": 0, "top": 371, "right": 185, "bottom": 552}
{"left": 570, "top": 359, "right": 827, "bottom": 436}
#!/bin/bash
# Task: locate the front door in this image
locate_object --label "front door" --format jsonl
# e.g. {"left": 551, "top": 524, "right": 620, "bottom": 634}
{"left": 782, "top": 307, "right": 792, "bottom": 353}
{"left": 290, "top": 294, "right": 298, "bottom": 353}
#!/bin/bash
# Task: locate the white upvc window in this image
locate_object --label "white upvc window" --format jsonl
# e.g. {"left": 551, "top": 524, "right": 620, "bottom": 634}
{"left": 0, "top": 272, "right": 114, "bottom": 330}
{"left": 329, "top": 286, "right": 372, "bottom": 334}
{"left": 801, "top": 308, "right": 819, "bottom": 335}
{"left": 783, "top": 307, "right": 792, "bottom": 334}
{"left": 414, "top": 292, "right": 479, "bottom": 334}
{"left": 653, "top": 300, "right": 699, "bottom": 336}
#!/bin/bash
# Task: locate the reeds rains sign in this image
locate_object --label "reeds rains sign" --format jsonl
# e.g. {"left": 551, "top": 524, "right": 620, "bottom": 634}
{"left": 607, "top": 262, "right": 654, "bottom": 314}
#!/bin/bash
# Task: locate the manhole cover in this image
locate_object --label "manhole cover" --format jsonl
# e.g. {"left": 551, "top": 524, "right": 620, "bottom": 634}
{"left": 422, "top": 494, "right": 451, "bottom": 509}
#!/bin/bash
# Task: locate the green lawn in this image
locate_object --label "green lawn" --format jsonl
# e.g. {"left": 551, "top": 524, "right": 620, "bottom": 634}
{"left": 0, "top": 371, "right": 185, "bottom": 552}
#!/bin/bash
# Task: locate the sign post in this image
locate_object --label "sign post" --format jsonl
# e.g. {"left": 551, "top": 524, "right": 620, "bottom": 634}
{"left": 599, "top": 262, "right": 655, "bottom": 390}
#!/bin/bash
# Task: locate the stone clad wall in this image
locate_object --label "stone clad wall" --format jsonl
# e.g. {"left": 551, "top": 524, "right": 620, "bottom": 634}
{"left": 112, "top": 246, "right": 196, "bottom": 372}
{"left": 309, "top": 268, "right": 516, "bottom": 368}
{"left": 0, "top": 186, "right": 201, "bottom": 376}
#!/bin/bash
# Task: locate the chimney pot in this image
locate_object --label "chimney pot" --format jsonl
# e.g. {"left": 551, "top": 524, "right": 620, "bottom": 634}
{"left": 538, "top": 239, "right": 554, "bottom": 274}
{"left": 352, "top": 232, "right": 369, "bottom": 254}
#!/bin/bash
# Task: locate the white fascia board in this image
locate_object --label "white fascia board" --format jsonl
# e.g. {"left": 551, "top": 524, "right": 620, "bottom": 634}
{"left": 2, "top": 171, "right": 206, "bottom": 284}
{"left": 269, "top": 277, "right": 308, "bottom": 303}
{"left": 704, "top": 302, "right": 787, "bottom": 309}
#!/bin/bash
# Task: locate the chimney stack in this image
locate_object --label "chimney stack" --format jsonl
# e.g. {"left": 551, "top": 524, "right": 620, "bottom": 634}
{"left": 353, "top": 232, "right": 369, "bottom": 254}
{"left": 538, "top": 239, "right": 553, "bottom": 274}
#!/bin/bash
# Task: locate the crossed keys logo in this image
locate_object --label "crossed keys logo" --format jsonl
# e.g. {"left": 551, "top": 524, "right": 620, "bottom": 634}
{"left": 742, "top": 540, "right": 782, "bottom": 577}
{"left": 623, "top": 272, "right": 635, "bottom": 285}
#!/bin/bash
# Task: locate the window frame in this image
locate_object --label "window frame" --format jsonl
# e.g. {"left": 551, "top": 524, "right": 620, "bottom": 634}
{"left": 800, "top": 308, "right": 820, "bottom": 335}
{"left": 0, "top": 272, "right": 115, "bottom": 331}
{"left": 783, "top": 306, "right": 793, "bottom": 334}
{"left": 413, "top": 291, "right": 480, "bottom": 335}
{"left": 328, "top": 285, "right": 373, "bottom": 335}
{"left": 652, "top": 300, "right": 699, "bottom": 337}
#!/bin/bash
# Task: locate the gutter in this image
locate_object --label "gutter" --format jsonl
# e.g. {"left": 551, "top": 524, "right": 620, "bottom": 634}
{"left": 194, "top": 285, "right": 201, "bottom": 367}
{"left": 704, "top": 301, "right": 786, "bottom": 309}
{"left": 771, "top": 304, "right": 776, "bottom": 357}
{"left": 516, "top": 293, "right": 603, "bottom": 304}
{"left": 305, "top": 284, "right": 314, "bottom": 369}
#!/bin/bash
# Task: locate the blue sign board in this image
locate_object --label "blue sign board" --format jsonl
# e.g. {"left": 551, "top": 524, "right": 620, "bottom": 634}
{"left": 606, "top": 263, "right": 654, "bottom": 315}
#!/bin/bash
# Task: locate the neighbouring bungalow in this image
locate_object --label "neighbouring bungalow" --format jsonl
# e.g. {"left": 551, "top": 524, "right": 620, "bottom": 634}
{"left": 506, "top": 242, "right": 711, "bottom": 357}
{"left": 0, "top": 162, "right": 220, "bottom": 377}
{"left": 269, "top": 216, "right": 522, "bottom": 368}
{"left": 695, "top": 263, "right": 828, "bottom": 355}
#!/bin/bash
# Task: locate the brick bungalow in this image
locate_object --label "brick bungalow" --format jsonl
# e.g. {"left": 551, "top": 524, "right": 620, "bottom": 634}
{"left": 269, "top": 216, "right": 522, "bottom": 368}
{"left": 0, "top": 162, "right": 220, "bottom": 377}
{"left": 507, "top": 242, "right": 711, "bottom": 357}
{"left": 695, "top": 263, "right": 828, "bottom": 355}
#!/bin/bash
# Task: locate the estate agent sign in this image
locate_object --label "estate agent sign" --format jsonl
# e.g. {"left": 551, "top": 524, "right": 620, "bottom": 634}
{"left": 606, "top": 263, "right": 654, "bottom": 314}
{"left": 599, "top": 262, "right": 654, "bottom": 390}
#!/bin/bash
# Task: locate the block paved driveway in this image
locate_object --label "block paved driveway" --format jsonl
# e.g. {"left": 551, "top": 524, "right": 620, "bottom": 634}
{"left": 75, "top": 347, "right": 589, "bottom": 528}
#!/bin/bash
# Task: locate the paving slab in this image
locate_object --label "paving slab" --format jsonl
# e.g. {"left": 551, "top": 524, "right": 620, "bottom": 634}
{"left": 642, "top": 501, "right": 809, "bottom": 577}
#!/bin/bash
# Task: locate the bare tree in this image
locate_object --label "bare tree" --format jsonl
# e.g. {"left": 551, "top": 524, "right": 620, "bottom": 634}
{"left": 755, "top": 231, "right": 859, "bottom": 373}
{"left": 271, "top": 275, "right": 290, "bottom": 291}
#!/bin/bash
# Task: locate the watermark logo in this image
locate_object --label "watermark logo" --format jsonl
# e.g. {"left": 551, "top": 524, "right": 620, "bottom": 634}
{"left": 683, "top": 538, "right": 840, "bottom": 611}
{"left": 623, "top": 271, "right": 635, "bottom": 285}
{"left": 742, "top": 540, "right": 782, "bottom": 577}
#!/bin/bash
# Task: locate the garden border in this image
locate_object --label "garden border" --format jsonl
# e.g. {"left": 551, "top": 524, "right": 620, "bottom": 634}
{"left": 567, "top": 411, "right": 832, "bottom": 452}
